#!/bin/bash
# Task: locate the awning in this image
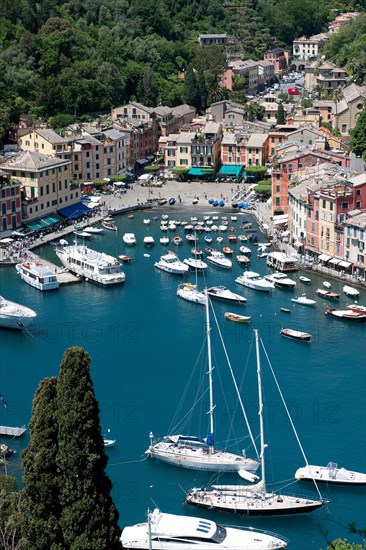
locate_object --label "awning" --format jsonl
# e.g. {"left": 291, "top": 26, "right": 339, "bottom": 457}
{"left": 293, "top": 241, "right": 303, "bottom": 248}
{"left": 26, "top": 214, "right": 63, "bottom": 231}
{"left": 318, "top": 254, "right": 332, "bottom": 262}
{"left": 136, "top": 158, "right": 148, "bottom": 165}
{"left": 58, "top": 202, "right": 91, "bottom": 219}
{"left": 188, "top": 167, "right": 214, "bottom": 176}
{"left": 273, "top": 215, "right": 288, "bottom": 226}
{"left": 339, "top": 260, "right": 352, "bottom": 268}
{"left": 218, "top": 165, "right": 243, "bottom": 177}
{"left": 328, "top": 258, "right": 341, "bottom": 265}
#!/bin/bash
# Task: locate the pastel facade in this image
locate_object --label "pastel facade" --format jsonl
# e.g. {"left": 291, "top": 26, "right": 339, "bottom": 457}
{"left": 343, "top": 212, "right": 366, "bottom": 275}
{"left": 0, "top": 179, "right": 22, "bottom": 231}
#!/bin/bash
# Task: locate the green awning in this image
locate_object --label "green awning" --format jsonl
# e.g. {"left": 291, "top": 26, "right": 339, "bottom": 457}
{"left": 26, "top": 214, "right": 62, "bottom": 231}
{"left": 188, "top": 167, "right": 214, "bottom": 176}
{"left": 218, "top": 165, "right": 243, "bottom": 177}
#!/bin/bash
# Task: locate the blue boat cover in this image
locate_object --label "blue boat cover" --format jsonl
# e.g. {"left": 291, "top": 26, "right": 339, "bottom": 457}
{"left": 58, "top": 202, "right": 91, "bottom": 219}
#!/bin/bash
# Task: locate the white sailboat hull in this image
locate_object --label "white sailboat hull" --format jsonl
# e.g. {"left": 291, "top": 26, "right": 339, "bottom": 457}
{"left": 147, "top": 444, "right": 259, "bottom": 473}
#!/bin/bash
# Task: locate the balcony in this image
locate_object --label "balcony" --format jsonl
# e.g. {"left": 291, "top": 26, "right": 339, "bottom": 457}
{"left": 335, "top": 222, "right": 344, "bottom": 233}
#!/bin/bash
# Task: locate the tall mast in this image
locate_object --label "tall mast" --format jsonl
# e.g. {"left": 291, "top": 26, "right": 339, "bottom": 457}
{"left": 254, "top": 329, "right": 266, "bottom": 488}
{"left": 205, "top": 289, "right": 215, "bottom": 453}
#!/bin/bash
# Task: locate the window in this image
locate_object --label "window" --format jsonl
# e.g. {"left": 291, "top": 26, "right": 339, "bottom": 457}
{"left": 1, "top": 203, "right": 6, "bottom": 215}
{"left": 330, "top": 202, "right": 333, "bottom": 211}
{"left": 74, "top": 154, "right": 79, "bottom": 161}
{"left": 356, "top": 189, "right": 361, "bottom": 196}
{"left": 52, "top": 183, "right": 56, "bottom": 193}
{"left": 40, "top": 187, "right": 44, "bottom": 196}
{"left": 275, "top": 197, "right": 280, "bottom": 205}
{"left": 322, "top": 199, "right": 326, "bottom": 209}
{"left": 59, "top": 182, "right": 61, "bottom": 190}
{"left": 356, "top": 201, "right": 361, "bottom": 208}
{"left": 342, "top": 202, "right": 349, "bottom": 209}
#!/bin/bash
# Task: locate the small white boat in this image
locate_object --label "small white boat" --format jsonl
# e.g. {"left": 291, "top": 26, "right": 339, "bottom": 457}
{"left": 177, "top": 283, "right": 206, "bottom": 305}
{"left": 299, "top": 276, "right": 311, "bottom": 284}
{"left": 0, "top": 296, "right": 37, "bottom": 330}
{"left": 325, "top": 307, "right": 366, "bottom": 322}
{"left": 73, "top": 230, "right": 92, "bottom": 238}
{"left": 218, "top": 225, "right": 227, "bottom": 232}
{"left": 207, "top": 286, "right": 246, "bottom": 303}
{"left": 83, "top": 226, "right": 104, "bottom": 234}
{"left": 102, "top": 220, "right": 117, "bottom": 231}
{"left": 173, "top": 236, "right": 183, "bottom": 246}
{"left": 295, "top": 462, "right": 366, "bottom": 486}
{"left": 323, "top": 281, "right": 331, "bottom": 289}
{"left": 280, "top": 328, "right": 311, "bottom": 342}
{"left": 143, "top": 219, "right": 151, "bottom": 225}
{"left": 15, "top": 262, "right": 60, "bottom": 291}
{"left": 236, "top": 255, "right": 250, "bottom": 265}
{"left": 103, "top": 429, "right": 116, "bottom": 448}
{"left": 343, "top": 285, "right": 359, "bottom": 298}
{"left": 186, "top": 234, "right": 198, "bottom": 243}
{"left": 143, "top": 236, "right": 155, "bottom": 246}
{"left": 160, "top": 236, "right": 169, "bottom": 245}
{"left": 224, "top": 312, "right": 251, "bottom": 323}
{"left": 168, "top": 222, "right": 177, "bottom": 231}
{"left": 346, "top": 303, "right": 366, "bottom": 314}
{"left": 235, "top": 271, "right": 275, "bottom": 292}
{"left": 291, "top": 294, "right": 316, "bottom": 306}
{"left": 264, "top": 272, "right": 296, "bottom": 289}
{"left": 239, "top": 245, "right": 251, "bottom": 255}
{"left": 183, "top": 258, "right": 208, "bottom": 270}
{"left": 123, "top": 233, "right": 137, "bottom": 245}
{"left": 154, "top": 253, "right": 189, "bottom": 275}
{"left": 207, "top": 251, "right": 232, "bottom": 269}
{"left": 216, "top": 236, "right": 223, "bottom": 243}
{"left": 121, "top": 508, "right": 288, "bottom": 549}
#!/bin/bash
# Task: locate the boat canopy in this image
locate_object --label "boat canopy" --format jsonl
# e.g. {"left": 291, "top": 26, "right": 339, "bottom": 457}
{"left": 166, "top": 435, "right": 208, "bottom": 445}
{"left": 58, "top": 202, "right": 91, "bottom": 219}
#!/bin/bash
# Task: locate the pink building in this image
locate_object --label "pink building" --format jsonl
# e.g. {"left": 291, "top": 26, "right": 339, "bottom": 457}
{"left": 0, "top": 177, "right": 22, "bottom": 232}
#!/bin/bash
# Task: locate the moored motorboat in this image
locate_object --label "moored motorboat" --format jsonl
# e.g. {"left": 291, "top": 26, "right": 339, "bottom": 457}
{"left": 280, "top": 328, "right": 311, "bottom": 342}
{"left": 120, "top": 508, "right": 288, "bottom": 549}
{"left": 235, "top": 271, "right": 275, "bottom": 292}
{"left": 316, "top": 289, "right": 340, "bottom": 299}
{"left": 299, "top": 275, "right": 311, "bottom": 284}
{"left": 160, "top": 236, "right": 170, "bottom": 245}
{"left": 154, "top": 253, "right": 189, "bottom": 275}
{"left": 346, "top": 303, "right": 366, "bottom": 314}
{"left": 224, "top": 312, "right": 251, "bottom": 323}
{"left": 15, "top": 262, "right": 60, "bottom": 291}
{"left": 143, "top": 236, "right": 155, "bottom": 246}
{"left": 183, "top": 258, "right": 208, "bottom": 270}
{"left": 222, "top": 246, "right": 233, "bottom": 255}
{"left": 295, "top": 462, "right": 366, "bottom": 486}
{"left": 123, "top": 233, "right": 137, "bottom": 245}
{"left": 264, "top": 272, "right": 296, "bottom": 289}
{"left": 118, "top": 255, "right": 132, "bottom": 264}
{"left": 323, "top": 281, "right": 331, "bottom": 289}
{"left": 343, "top": 285, "right": 360, "bottom": 298}
{"left": 291, "top": 294, "right": 316, "bottom": 306}
{"left": 83, "top": 226, "right": 104, "bottom": 234}
{"left": 207, "top": 286, "right": 246, "bottom": 303}
{"left": 236, "top": 255, "right": 250, "bottom": 265}
{"left": 73, "top": 230, "right": 92, "bottom": 238}
{"left": 0, "top": 296, "right": 37, "bottom": 330}
{"left": 102, "top": 220, "right": 117, "bottom": 231}
{"left": 177, "top": 283, "right": 206, "bottom": 305}
{"left": 325, "top": 306, "right": 366, "bottom": 322}
{"left": 207, "top": 251, "right": 232, "bottom": 269}
{"left": 172, "top": 236, "right": 183, "bottom": 246}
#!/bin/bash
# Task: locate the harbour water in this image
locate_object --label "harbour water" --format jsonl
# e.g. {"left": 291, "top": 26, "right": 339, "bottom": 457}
{"left": 1, "top": 209, "right": 365, "bottom": 549}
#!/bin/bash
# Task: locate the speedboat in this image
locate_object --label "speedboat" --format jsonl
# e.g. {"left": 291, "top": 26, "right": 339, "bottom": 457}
{"left": 0, "top": 296, "right": 37, "bottom": 330}
{"left": 264, "top": 272, "right": 296, "bottom": 289}
{"left": 143, "top": 236, "right": 155, "bottom": 246}
{"left": 177, "top": 283, "right": 206, "bottom": 305}
{"left": 160, "top": 236, "right": 170, "bottom": 245}
{"left": 291, "top": 294, "right": 316, "bottom": 306}
{"left": 154, "top": 253, "right": 189, "bottom": 275}
{"left": 295, "top": 462, "right": 366, "bottom": 486}
{"left": 83, "top": 226, "right": 104, "bottom": 234}
{"left": 56, "top": 244, "right": 125, "bottom": 285}
{"left": 325, "top": 307, "right": 366, "bottom": 322}
{"left": 207, "top": 251, "right": 232, "bottom": 269}
{"left": 323, "top": 281, "right": 331, "bottom": 289}
{"left": 239, "top": 245, "right": 251, "bottom": 255}
{"left": 343, "top": 285, "right": 359, "bottom": 298}
{"left": 235, "top": 271, "right": 275, "bottom": 292}
{"left": 280, "top": 328, "right": 311, "bottom": 342}
{"left": 120, "top": 508, "right": 288, "bottom": 549}
{"left": 123, "top": 233, "right": 137, "bottom": 245}
{"left": 299, "top": 276, "right": 311, "bottom": 284}
{"left": 207, "top": 286, "right": 246, "bottom": 303}
{"left": 143, "top": 219, "right": 151, "bottom": 225}
{"left": 15, "top": 262, "right": 60, "bottom": 291}
{"left": 236, "top": 255, "right": 250, "bottom": 265}
{"left": 224, "top": 312, "right": 251, "bottom": 323}
{"left": 73, "top": 230, "right": 92, "bottom": 238}
{"left": 183, "top": 258, "right": 208, "bottom": 270}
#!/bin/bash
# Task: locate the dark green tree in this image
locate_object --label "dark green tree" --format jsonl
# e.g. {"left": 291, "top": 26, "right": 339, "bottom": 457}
{"left": 350, "top": 107, "right": 366, "bottom": 161}
{"left": 184, "top": 65, "right": 199, "bottom": 108}
{"left": 21, "top": 377, "right": 62, "bottom": 549}
{"left": 57, "top": 347, "right": 121, "bottom": 550}
{"left": 276, "top": 103, "right": 286, "bottom": 125}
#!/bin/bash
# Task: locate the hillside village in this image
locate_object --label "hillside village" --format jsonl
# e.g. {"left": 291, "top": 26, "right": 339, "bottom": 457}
{"left": 1, "top": 11, "right": 365, "bottom": 282}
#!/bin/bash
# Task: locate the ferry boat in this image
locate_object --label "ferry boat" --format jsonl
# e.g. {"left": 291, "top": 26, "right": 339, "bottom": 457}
{"left": 15, "top": 262, "right": 60, "bottom": 291}
{"left": 0, "top": 296, "right": 37, "bottom": 330}
{"left": 56, "top": 243, "right": 125, "bottom": 286}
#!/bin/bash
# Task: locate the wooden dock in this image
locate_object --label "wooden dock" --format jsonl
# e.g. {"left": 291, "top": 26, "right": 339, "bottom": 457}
{"left": 0, "top": 425, "right": 26, "bottom": 437}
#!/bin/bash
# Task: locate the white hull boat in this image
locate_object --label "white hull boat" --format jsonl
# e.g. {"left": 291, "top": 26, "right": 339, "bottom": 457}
{"left": 346, "top": 303, "right": 366, "bottom": 314}
{"left": 120, "top": 508, "right": 288, "bottom": 549}
{"left": 83, "top": 226, "right": 104, "bottom": 234}
{"left": 56, "top": 244, "right": 125, "bottom": 285}
{"left": 291, "top": 294, "right": 316, "bottom": 306}
{"left": 323, "top": 281, "right": 331, "bottom": 289}
{"left": 207, "top": 252, "right": 232, "bottom": 269}
{"left": 15, "top": 262, "right": 60, "bottom": 291}
{"left": 264, "top": 272, "right": 296, "bottom": 289}
{"left": 183, "top": 258, "right": 208, "bottom": 270}
{"left": 146, "top": 291, "right": 259, "bottom": 473}
{"left": 160, "top": 236, "right": 170, "bottom": 245}
{"left": 177, "top": 283, "right": 206, "bottom": 305}
{"left": 295, "top": 463, "right": 366, "bottom": 486}
{"left": 207, "top": 286, "right": 246, "bottom": 303}
{"left": 235, "top": 271, "right": 274, "bottom": 292}
{"left": 280, "top": 328, "right": 311, "bottom": 342}
{"left": 299, "top": 276, "right": 311, "bottom": 284}
{"left": 186, "top": 330, "right": 326, "bottom": 516}
{"left": 154, "top": 253, "right": 189, "bottom": 275}
{"left": 123, "top": 233, "right": 137, "bottom": 245}
{"left": 0, "top": 296, "right": 37, "bottom": 330}
{"left": 144, "top": 236, "right": 155, "bottom": 246}
{"left": 343, "top": 285, "right": 359, "bottom": 298}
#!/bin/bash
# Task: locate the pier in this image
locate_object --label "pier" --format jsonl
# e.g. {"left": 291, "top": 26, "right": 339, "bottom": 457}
{"left": 0, "top": 425, "right": 26, "bottom": 437}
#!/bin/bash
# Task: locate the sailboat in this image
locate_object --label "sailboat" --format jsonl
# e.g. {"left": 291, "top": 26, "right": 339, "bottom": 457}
{"left": 145, "top": 291, "right": 260, "bottom": 473}
{"left": 185, "top": 329, "right": 326, "bottom": 515}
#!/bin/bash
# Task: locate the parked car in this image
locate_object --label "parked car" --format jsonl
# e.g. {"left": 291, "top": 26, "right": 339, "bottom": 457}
{"left": 288, "top": 87, "right": 301, "bottom": 95}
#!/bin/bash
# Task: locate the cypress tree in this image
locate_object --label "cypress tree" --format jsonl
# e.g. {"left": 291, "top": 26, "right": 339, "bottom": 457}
{"left": 56, "top": 347, "right": 121, "bottom": 550}
{"left": 22, "top": 377, "right": 63, "bottom": 549}
{"left": 184, "top": 65, "right": 200, "bottom": 109}
{"left": 276, "top": 103, "right": 286, "bottom": 125}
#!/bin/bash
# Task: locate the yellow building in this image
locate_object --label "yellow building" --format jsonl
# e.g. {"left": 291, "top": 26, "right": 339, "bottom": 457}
{"left": 318, "top": 192, "right": 336, "bottom": 256}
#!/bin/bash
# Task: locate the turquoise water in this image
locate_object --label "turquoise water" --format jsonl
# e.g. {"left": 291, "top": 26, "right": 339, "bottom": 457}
{"left": 1, "top": 209, "right": 365, "bottom": 549}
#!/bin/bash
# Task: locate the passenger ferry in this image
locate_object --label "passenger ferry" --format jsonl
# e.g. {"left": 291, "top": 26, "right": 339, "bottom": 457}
{"left": 15, "top": 262, "right": 60, "bottom": 291}
{"left": 56, "top": 243, "right": 125, "bottom": 286}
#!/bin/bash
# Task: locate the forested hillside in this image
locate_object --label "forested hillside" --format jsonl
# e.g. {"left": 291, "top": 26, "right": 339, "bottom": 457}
{"left": 0, "top": 0, "right": 365, "bottom": 138}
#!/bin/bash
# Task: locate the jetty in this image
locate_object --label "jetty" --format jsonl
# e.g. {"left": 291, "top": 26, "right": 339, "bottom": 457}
{"left": 0, "top": 425, "right": 26, "bottom": 437}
